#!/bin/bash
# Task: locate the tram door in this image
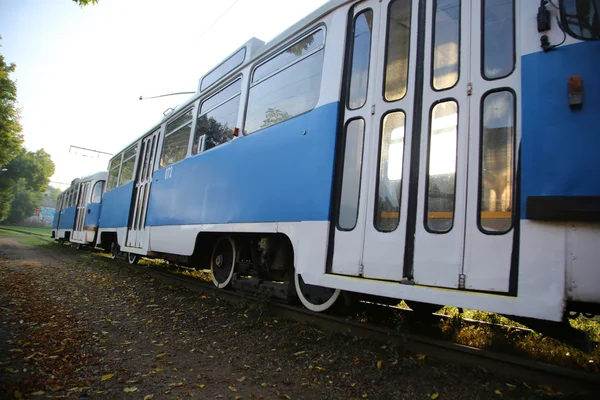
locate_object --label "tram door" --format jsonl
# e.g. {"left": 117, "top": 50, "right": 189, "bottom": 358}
{"left": 126, "top": 129, "right": 160, "bottom": 249}
{"left": 72, "top": 181, "right": 90, "bottom": 242}
{"left": 332, "top": 0, "right": 517, "bottom": 293}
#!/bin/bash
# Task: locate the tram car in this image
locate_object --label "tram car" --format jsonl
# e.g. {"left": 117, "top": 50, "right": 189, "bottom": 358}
{"left": 96, "top": 0, "right": 600, "bottom": 326}
{"left": 52, "top": 171, "right": 107, "bottom": 247}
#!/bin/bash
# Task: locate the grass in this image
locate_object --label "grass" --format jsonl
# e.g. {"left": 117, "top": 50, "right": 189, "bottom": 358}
{"left": 0, "top": 228, "right": 29, "bottom": 236}
{"left": 0, "top": 225, "right": 52, "bottom": 236}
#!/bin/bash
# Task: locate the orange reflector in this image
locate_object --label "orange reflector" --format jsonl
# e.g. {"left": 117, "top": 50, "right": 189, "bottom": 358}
{"left": 568, "top": 75, "right": 583, "bottom": 108}
{"left": 232, "top": 127, "right": 239, "bottom": 137}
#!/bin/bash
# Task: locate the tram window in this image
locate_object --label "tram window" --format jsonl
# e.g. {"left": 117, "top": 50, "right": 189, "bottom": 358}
{"left": 107, "top": 156, "right": 121, "bottom": 191}
{"left": 348, "top": 10, "right": 373, "bottom": 110}
{"left": 479, "top": 90, "right": 514, "bottom": 233}
{"left": 432, "top": 0, "right": 460, "bottom": 91}
{"left": 426, "top": 101, "right": 458, "bottom": 233}
{"left": 560, "top": 0, "right": 600, "bottom": 40}
{"left": 253, "top": 31, "right": 325, "bottom": 83}
{"left": 338, "top": 118, "right": 365, "bottom": 231}
{"left": 201, "top": 47, "right": 246, "bottom": 92}
{"left": 160, "top": 123, "right": 192, "bottom": 168}
{"left": 245, "top": 31, "right": 324, "bottom": 134}
{"left": 118, "top": 146, "right": 137, "bottom": 187}
{"left": 91, "top": 181, "right": 104, "bottom": 204}
{"left": 193, "top": 80, "right": 241, "bottom": 155}
{"left": 482, "top": 0, "right": 514, "bottom": 80}
{"left": 166, "top": 108, "right": 193, "bottom": 134}
{"left": 384, "top": 0, "right": 411, "bottom": 101}
{"left": 375, "top": 111, "right": 405, "bottom": 232}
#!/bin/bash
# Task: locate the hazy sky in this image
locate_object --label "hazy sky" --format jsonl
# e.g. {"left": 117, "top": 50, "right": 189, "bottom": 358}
{"left": 0, "top": 0, "right": 328, "bottom": 189}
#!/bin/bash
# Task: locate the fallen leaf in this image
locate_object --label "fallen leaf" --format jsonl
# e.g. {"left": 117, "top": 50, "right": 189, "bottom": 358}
{"left": 351, "top": 383, "right": 357, "bottom": 387}
{"left": 353, "top": 358, "right": 361, "bottom": 366}
{"left": 505, "top": 383, "right": 516, "bottom": 388}
{"left": 237, "top": 376, "right": 246, "bottom": 382}
{"left": 14, "top": 391, "right": 21, "bottom": 399}
{"left": 196, "top": 384, "right": 205, "bottom": 389}
{"left": 31, "top": 392, "right": 45, "bottom": 396}
{"left": 124, "top": 387, "right": 138, "bottom": 393}
{"left": 228, "top": 386, "right": 237, "bottom": 392}
{"left": 293, "top": 351, "right": 305, "bottom": 356}
{"left": 377, "top": 360, "right": 382, "bottom": 369}
{"left": 431, "top": 393, "right": 439, "bottom": 399}
{"left": 416, "top": 354, "right": 426, "bottom": 361}
{"left": 143, "top": 396, "right": 154, "bottom": 400}
{"left": 261, "top": 383, "right": 267, "bottom": 388}
{"left": 495, "top": 390, "right": 502, "bottom": 396}
{"left": 101, "top": 373, "right": 114, "bottom": 381}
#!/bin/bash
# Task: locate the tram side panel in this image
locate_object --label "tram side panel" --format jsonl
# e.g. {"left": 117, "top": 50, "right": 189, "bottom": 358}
{"left": 97, "top": 181, "right": 135, "bottom": 249}
{"left": 57, "top": 205, "right": 76, "bottom": 241}
{"left": 146, "top": 102, "right": 339, "bottom": 256}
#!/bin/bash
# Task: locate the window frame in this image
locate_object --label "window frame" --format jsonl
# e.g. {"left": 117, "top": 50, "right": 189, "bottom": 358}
{"left": 200, "top": 47, "right": 246, "bottom": 92}
{"left": 160, "top": 107, "right": 195, "bottom": 169}
{"left": 423, "top": 98, "right": 459, "bottom": 234}
{"left": 477, "top": 87, "right": 516, "bottom": 235}
{"left": 90, "top": 180, "right": 105, "bottom": 204}
{"left": 243, "top": 25, "right": 327, "bottom": 135}
{"left": 106, "top": 154, "right": 123, "bottom": 192}
{"left": 118, "top": 145, "right": 138, "bottom": 187}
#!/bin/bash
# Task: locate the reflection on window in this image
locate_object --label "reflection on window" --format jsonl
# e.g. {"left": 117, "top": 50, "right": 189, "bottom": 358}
{"left": 253, "top": 31, "right": 324, "bottom": 83}
{"left": 432, "top": 0, "right": 460, "bottom": 90}
{"left": 426, "top": 101, "right": 457, "bottom": 232}
{"left": 375, "top": 112, "right": 405, "bottom": 232}
{"left": 245, "top": 48, "right": 324, "bottom": 134}
{"left": 480, "top": 91, "right": 514, "bottom": 233}
{"left": 107, "top": 156, "right": 121, "bottom": 191}
{"left": 193, "top": 80, "right": 241, "bottom": 154}
{"left": 166, "top": 108, "right": 193, "bottom": 134}
{"left": 338, "top": 119, "right": 365, "bottom": 231}
{"left": 483, "top": 0, "right": 514, "bottom": 80}
{"left": 385, "top": 0, "right": 411, "bottom": 101}
{"left": 160, "top": 124, "right": 192, "bottom": 168}
{"left": 201, "top": 47, "right": 246, "bottom": 91}
{"left": 91, "top": 181, "right": 104, "bottom": 204}
{"left": 348, "top": 10, "right": 373, "bottom": 110}
{"left": 118, "top": 146, "right": 137, "bottom": 187}
{"left": 561, "top": 0, "right": 600, "bottom": 40}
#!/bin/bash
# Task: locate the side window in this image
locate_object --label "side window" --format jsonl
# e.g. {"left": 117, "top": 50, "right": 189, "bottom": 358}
{"left": 482, "top": 0, "right": 514, "bottom": 80}
{"left": 425, "top": 100, "right": 458, "bottom": 233}
{"left": 560, "top": 0, "right": 600, "bottom": 41}
{"left": 192, "top": 79, "right": 241, "bottom": 155}
{"left": 91, "top": 181, "right": 105, "bottom": 204}
{"left": 384, "top": 0, "right": 411, "bottom": 101}
{"left": 245, "top": 29, "right": 325, "bottom": 134}
{"left": 119, "top": 146, "right": 137, "bottom": 186}
{"left": 348, "top": 10, "right": 373, "bottom": 109}
{"left": 107, "top": 156, "right": 121, "bottom": 191}
{"left": 338, "top": 118, "right": 366, "bottom": 231}
{"left": 432, "top": 0, "right": 460, "bottom": 90}
{"left": 160, "top": 108, "right": 193, "bottom": 168}
{"left": 479, "top": 90, "right": 514, "bottom": 233}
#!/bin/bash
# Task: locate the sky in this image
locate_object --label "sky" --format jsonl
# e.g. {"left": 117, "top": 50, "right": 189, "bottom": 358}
{"left": 0, "top": 0, "right": 329, "bottom": 190}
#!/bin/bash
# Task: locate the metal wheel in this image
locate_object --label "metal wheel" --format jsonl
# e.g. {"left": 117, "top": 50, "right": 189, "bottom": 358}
{"left": 210, "top": 235, "right": 237, "bottom": 288}
{"left": 110, "top": 241, "right": 120, "bottom": 260}
{"left": 294, "top": 272, "right": 341, "bottom": 312}
{"left": 127, "top": 253, "right": 139, "bottom": 265}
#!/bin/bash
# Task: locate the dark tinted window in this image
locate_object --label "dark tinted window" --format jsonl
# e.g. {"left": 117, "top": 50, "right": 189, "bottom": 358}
{"left": 201, "top": 47, "right": 246, "bottom": 91}
{"left": 432, "top": 0, "right": 460, "bottom": 90}
{"left": 482, "top": 0, "right": 514, "bottom": 80}
{"left": 245, "top": 49, "right": 324, "bottom": 134}
{"left": 560, "top": 0, "right": 600, "bottom": 40}
{"left": 193, "top": 80, "right": 241, "bottom": 154}
{"left": 348, "top": 10, "right": 373, "bottom": 110}
{"left": 385, "top": 0, "right": 411, "bottom": 101}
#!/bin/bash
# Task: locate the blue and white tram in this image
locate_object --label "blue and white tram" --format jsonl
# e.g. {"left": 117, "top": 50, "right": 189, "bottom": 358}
{"left": 97, "top": 0, "right": 600, "bottom": 323}
{"left": 52, "top": 171, "right": 107, "bottom": 246}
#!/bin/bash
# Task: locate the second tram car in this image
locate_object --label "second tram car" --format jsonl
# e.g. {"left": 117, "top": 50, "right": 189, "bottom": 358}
{"left": 92, "top": 0, "right": 599, "bottom": 324}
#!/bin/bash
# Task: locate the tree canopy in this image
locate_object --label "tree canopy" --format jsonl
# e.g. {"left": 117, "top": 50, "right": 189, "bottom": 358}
{"left": 73, "top": 0, "right": 98, "bottom": 6}
{"left": 0, "top": 36, "right": 24, "bottom": 168}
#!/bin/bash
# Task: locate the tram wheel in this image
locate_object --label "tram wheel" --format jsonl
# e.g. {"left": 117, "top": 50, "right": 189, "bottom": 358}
{"left": 58, "top": 238, "right": 65, "bottom": 246}
{"left": 110, "top": 241, "right": 120, "bottom": 260}
{"left": 294, "top": 272, "right": 341, "bottom": 312}
{"left": 405, "top": 300, "right": 442, "bottom": 316}
{"left": 127, "top": 253, "right": 139, "bottom": 265}
{"left": 210, "top": 235, "right": 237, "bottom": 288}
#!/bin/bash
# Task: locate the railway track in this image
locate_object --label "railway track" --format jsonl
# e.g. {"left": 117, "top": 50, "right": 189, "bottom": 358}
{"left": 126, "top": 262, "right": 600, "bottom": 394}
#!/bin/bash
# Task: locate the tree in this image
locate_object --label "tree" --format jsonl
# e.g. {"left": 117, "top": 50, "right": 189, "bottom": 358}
{"left": 47, "top": 186, "right": 62, "bottom": 204}
{"left": 4, "top": 179, "right": 44, "bottom": 224}
{"left": 0, "top": 36, "right": 24, "bottom": 168}
{"left": 73, "top": 0, "right": 99, "bottom": 6}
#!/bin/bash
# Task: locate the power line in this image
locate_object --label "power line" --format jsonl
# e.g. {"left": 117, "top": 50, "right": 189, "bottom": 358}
{"left": 190, "top": 0, "right": 242, "bottom": 47}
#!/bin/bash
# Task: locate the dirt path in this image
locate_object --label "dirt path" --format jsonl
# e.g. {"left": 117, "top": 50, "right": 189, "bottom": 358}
{"left": 0, "top": 235, "right": 591, "bottom": 399}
